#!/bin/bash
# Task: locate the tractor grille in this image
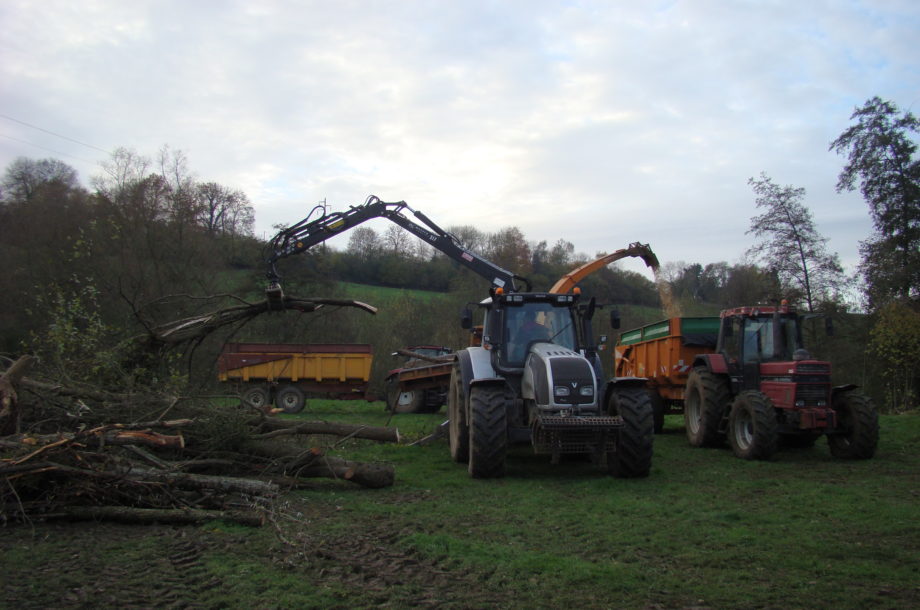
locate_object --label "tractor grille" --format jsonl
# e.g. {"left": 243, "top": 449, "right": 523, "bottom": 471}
{"left": 796, "top": 363, "right": 830, "bottom": 374}
{"left": 531, "top": 416, "right": 623, "bottom": 455}
{"left": 795, "top": 383, "right": 829, "bottom": 404}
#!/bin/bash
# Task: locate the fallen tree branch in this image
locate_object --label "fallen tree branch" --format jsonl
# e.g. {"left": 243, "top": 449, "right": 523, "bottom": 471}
{"left": 252, "top": 419, "right": 400, "bottom": 444}
{"left": 42, "top": 506, "right": 264, "bottom": 527}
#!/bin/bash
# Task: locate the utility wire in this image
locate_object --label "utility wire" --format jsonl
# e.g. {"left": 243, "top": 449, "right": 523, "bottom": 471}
{"left": 0, "top": 113, "right": 110, "bottom": 155}
{"left": 0, "top": 133, "right": 99, "bottom": 165}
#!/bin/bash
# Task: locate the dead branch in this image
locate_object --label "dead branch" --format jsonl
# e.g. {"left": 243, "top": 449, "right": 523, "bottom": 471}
{"left": 252, "top": 419, "right": 401, "bottom": 444}
{"left": 146, "top": 295, "right": 377, "bottom": 347}
{"left": 42, "top": 506, "right": 264, "bottom": 527}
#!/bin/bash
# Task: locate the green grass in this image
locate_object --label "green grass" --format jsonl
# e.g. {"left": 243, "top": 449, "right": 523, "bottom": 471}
{"left": 282, "top": 402, "right": 920, "bottom": 608}
{"left": 3, "top": 401, "right": 918, "bottom": 608}
{"left": 336, "top": 281, "right": 450, "bottom": 304}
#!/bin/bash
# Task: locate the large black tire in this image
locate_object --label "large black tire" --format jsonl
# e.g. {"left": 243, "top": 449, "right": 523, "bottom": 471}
{"left": 607, "top": 387, "right": 654, "bottom": 478}
{"left": 649, "top": 389, "right": 666, "bottom": 434}
{"left": 274, "top": 385, "right": 306, "bottom": 414}
{"left": 467, "top": 384, "right": 507, "bottom": 478}
{"left": 448, "top": 366, "right": 469, "bottom": 464}
{"left": 684, "top": 367, "right": 731, "bottom": 447}
{"left": 727, "top": 391, "right": 778, "bottom": 460}
{"left": 240, "top": 386, "right": 270, "bottom": 410}
{"left": 828, "top": 392, "right": 878, "bottom": 459}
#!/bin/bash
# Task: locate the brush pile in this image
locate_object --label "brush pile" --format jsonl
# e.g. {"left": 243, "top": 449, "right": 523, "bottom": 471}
{"left": 0, "top": 296, "right": 395, "bottom": 527}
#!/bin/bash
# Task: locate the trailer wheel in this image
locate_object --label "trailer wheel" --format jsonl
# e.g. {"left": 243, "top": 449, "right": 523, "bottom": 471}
{"left": 684, "top": 367, "right": 730, "bottom": 447}
{"left": 468, "top": 384, "right": 507, "bottom": 478}
{"left": 828, "top": 392, "right": 878, "bottom": 459}
{"left": 448, "top": 366, "right": 469, "bottom": 464}
{"left": 275, "top": 385, "right": 306, "bottom": 414}
{"left": 607, "top": 387, "right": 654, "bottom": 478}
{"left": 240, "top": 386, "right": 270, "bottom": 410}
{"left": 728, "top": 391, "right": 778, "bottom": 460}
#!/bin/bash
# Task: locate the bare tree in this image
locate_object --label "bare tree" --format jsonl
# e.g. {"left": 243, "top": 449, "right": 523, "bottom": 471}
{"left": 746, "top": 173, "right": 846, "bottom": 312}
{"left": 1, "top": 157, "right": 79, "bottom": 203}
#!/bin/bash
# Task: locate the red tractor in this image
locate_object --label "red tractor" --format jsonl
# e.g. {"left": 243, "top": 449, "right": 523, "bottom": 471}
{"left": 682, "top": 303, "right": 877, "bottom": 460}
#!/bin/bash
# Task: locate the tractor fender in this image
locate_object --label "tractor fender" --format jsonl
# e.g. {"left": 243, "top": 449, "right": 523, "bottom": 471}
{"left": 603, "top": 376, "right": 647, "bottom": 407}
{"left": 692, "top": 353, "right": 729, "bottom": 375}
{"left": 457, "top": 346, "right": 498, "bottom": 388}
{"left": 830, "top": 383, "right": 859, "bottom": 401}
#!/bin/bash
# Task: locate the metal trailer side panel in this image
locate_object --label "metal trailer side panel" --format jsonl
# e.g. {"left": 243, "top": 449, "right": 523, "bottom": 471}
{"left": 615, "top": 317, "right": 718, "bottom": 401}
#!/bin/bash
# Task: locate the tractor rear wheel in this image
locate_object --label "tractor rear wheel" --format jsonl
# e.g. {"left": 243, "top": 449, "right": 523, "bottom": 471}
{"left": 684, "top": 368, "right": 730, "bottom": 447}
{"left": 448, "top": 366, "right": 469, "bottom": 464}
{"left": 467, "top": 384, "right": 507, "bottom": 478}
{"left": 275, "top": 385, "right": 306, "bottom": 414}
{"left": 828, "top": 392, "right": 878, "bottom": 459}
{"left": 728, "top": 391, "right": 778, "bottom": 460}
{"left": 607, "top": 387, "right": 654, "bottom": 478}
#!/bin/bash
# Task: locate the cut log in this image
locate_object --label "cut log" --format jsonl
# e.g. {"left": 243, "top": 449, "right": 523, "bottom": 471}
{"left": 0, "top": 355, "right": 35, "bottom": 435}
{"left": 44, "top": 506, "right": 264, "bottom": 526}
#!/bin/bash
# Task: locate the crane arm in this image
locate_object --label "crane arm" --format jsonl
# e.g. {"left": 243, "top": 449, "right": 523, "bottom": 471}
{"left": 549, "top": 242, "right": 660, "bottom": 294}
{"left": 266, "top": 195, "right": 527, "bottom": 307}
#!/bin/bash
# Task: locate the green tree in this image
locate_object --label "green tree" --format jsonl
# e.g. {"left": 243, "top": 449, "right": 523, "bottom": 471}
{"left": 746, "top": 172, "right": 846, "bottom": 311}
{"left": 830, "top": 96, "right": 920, "bottom": 307}
{"left": 867, "top": 302, "right": 920, "bottom": 411}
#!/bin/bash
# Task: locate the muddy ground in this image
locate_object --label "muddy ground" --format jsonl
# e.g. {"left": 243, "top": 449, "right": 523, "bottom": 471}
{"left": 1, "top": 493, "right": 504, "bottom": 609}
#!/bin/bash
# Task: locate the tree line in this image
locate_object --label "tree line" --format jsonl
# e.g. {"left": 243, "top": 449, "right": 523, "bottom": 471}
{"left": 1, "top": 97, "right": 917, "bottom": 410}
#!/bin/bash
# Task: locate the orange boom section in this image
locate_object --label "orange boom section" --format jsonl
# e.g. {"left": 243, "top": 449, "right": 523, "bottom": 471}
{"left": 614, "top": 317, "right": 719, "bottom": 401}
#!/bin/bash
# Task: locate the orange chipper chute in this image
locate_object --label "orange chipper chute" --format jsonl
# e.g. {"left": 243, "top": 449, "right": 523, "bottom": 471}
{"left": 550, "top": 242, "right": 659, "bottom": 294}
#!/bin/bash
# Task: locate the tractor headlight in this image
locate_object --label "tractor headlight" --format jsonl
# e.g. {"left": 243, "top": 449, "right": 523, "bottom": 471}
{"left": 554, "top": 386, "right": 570, "bottom": 397}
{"left": 579, "top": 386, "right": 594, "bottom": 397}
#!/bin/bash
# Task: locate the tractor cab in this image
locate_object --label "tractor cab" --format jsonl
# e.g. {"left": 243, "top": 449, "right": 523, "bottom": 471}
{"left": 718, "top": 304, "right": 806, "bottom": 366}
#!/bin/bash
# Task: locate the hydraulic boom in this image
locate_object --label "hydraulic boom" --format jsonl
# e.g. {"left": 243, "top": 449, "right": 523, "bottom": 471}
{"left": 266, "top": 195, "right": 527, "bottom": 307}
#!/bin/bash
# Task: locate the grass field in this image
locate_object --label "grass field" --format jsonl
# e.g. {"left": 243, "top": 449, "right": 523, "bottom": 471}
{"left": 3, "top": 401, "right": 918, "bottom": 609}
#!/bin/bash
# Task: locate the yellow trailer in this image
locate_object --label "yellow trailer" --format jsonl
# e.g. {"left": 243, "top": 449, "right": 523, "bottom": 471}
{"left": 218, "top": 343, "right": 373, "bottom": 413}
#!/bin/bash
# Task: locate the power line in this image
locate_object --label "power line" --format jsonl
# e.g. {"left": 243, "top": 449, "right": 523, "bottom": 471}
{"left": 0, "top": 113, "right": 110, "bottom": 155}
{"left": 0, "top": 133, "right": 99, "bottom": 165}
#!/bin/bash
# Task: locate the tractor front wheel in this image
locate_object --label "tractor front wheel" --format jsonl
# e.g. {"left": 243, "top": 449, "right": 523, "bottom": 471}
{"left": 828, "top": 392, "right": 878, "bottom": 459}
{"left": 728, "top": 391, "right": 778, "bottom": 460}
{"left": 607, "top": 387, "right": 654, "bottom": 478}
{"left": 467, "top": 384, "right": 507, "bottom": 478}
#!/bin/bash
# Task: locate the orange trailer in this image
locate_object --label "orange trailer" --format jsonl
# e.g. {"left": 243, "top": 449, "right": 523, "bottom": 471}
{"left": 614, "top": 317, "right": 720, "bottom": 431}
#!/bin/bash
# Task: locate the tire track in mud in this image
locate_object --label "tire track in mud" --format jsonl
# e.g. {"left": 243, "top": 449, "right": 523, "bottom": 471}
{"left": 274, "top": 505, "right": 513, "bottom": 608}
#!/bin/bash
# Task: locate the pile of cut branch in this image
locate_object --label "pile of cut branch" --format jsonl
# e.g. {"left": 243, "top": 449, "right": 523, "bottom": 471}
{"left": 2, "top": 351, "right": 396, "bottom": 526}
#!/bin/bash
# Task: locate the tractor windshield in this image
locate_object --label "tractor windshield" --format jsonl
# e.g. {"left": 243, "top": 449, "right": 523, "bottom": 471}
{"left": 502, "top": 302, "right": 577, "bottom": 366}
{"left": 740, "top": 315, "right": 800, "bottom": 363}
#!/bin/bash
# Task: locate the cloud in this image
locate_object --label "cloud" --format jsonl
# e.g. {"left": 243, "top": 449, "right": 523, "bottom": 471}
{"left": 1, "top": 0, "right": 916, "bottom": 279}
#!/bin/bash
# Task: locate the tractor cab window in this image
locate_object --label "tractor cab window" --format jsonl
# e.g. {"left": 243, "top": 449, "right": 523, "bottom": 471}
{"left": 502, "top": 302, "right": 576, "bottom": 366}
{"left": 740, "top": 316, "right": 799, "bottom": 363}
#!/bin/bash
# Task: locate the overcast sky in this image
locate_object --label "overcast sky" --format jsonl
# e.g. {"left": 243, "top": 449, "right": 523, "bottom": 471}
{"left": 1, "top": 0, "right": 918, "bottom": 281}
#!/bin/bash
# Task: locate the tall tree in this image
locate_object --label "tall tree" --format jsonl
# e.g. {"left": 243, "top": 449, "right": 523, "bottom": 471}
{"left": 746, "top": 172, "right": 845, "bottom": 312}
{"left": 830, "top": 96, "right": 920, "bottom": 307}
{"left": 1, "top": 157, "right": 79, "bottom": 203}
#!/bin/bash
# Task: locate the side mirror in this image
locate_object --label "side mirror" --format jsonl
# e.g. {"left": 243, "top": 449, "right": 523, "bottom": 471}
{"left": 722, "top": 318, "right": 733, "bottom": 338}
{"left": 460, "top": 307, "right": 472, "bottom": 330}
{"left": 610, "top": 310, "right": 621, "bottom": 330}
{"left": 825, "top": 316, "right": 834, "bottom": 337}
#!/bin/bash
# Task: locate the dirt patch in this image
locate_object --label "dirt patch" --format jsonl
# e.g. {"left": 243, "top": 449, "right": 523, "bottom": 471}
{"left": 1, "top": 494, "right": 509, "bottom": 609}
